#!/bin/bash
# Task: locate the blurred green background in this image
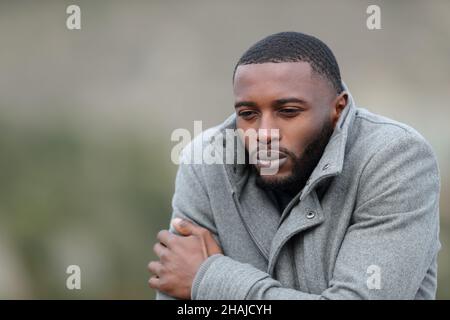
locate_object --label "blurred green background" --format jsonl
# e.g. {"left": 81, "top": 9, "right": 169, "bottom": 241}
{"left": 0, "top": 0, "right": 449, "bottom": 299}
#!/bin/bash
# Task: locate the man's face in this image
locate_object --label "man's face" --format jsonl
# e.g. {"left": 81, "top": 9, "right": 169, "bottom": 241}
{"left": 233, "top": 62, "right": 346, "bottom": 194}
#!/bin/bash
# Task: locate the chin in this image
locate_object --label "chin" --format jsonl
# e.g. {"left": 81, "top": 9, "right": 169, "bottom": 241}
{"left": 258, "top": 168, "right": 292, "bottom": 181}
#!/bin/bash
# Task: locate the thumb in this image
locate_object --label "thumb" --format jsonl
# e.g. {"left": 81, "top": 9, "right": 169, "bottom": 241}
{"left": 171, "top": 218, "right": 196, "bottom": 236}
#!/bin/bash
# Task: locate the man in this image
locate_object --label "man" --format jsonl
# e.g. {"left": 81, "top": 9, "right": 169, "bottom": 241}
{"left": 148, "top": 32, "right": 441, "bottom": 299}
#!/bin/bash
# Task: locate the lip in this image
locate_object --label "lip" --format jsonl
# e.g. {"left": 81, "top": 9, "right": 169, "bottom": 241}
{"left": 255, "top": 150, "right": 287, "bottom": 161}
{"left": 254, "top": 150, "right": 289, "bottom": 170}
{"left": 256, "top": 157, "right": 288, "bottom": 169}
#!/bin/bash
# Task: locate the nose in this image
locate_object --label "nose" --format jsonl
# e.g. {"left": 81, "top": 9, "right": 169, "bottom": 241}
{"left": 257, "top": 114, "right": 280, "bottom": 146}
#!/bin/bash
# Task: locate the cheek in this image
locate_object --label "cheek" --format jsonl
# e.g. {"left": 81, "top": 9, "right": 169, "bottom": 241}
{"left": 236, "top": 119, "right": 260, "bottom": 142}
{"left": 236, "top": 123, "right": 256, "bottom": 152}
{"left": 282, "top": 120, "right": 318, "bottom": 156}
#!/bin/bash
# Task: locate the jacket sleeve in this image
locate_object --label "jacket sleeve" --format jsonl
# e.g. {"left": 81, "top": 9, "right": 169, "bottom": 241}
{"left": 156, "top": 146, "right": 220, "bottom": 300}
{"left": 191, "top": 131, "right": 441, "bottom": 300}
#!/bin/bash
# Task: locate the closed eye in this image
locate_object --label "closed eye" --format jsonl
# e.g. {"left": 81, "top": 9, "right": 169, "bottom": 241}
{"left": 238, "top": 110, "right": 258, "bottom": 119}
{"left": 278, "top": 108, "right": 302, "bottom": 117}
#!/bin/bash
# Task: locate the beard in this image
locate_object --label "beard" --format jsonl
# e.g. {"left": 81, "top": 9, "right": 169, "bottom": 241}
{"left": 252, "top": 119, "right": 335, "bottom": 197}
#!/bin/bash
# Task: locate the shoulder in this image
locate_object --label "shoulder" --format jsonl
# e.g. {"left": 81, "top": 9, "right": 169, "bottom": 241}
{"left": 355, "top": 107, "right": 428, "bottom": 143}
{"left": 352, "top": 107, "right": 437, "bottom": 164}
{"left": 179, "top": 114, "right": 235, "bottom": 162}
{"left": 349, "top": 109, "right": 440, "bottom": 222}
{"left": 177, "top": 113, "right": 236, "bottom": 180}
{"left": 349, "top": 107, "right": 439, "bottom": 186}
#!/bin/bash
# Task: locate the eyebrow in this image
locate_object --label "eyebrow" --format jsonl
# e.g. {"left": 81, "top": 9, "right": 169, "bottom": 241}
{"left": 234, "top": 101, "right": 258, "bottom": 109}
{"left": 271, "top": 97, "right": 307, "bottom": 107}
{"left": 234, "top": 97, "right": 307, "bottom": 109}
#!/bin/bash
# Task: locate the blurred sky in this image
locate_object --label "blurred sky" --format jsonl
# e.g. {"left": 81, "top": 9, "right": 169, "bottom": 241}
{"left": 0, "top": 0, "right": 449, "bottom": 299}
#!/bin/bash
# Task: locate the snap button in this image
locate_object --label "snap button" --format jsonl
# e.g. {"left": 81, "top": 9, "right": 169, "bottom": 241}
{"left": 306, "top": 210, "right": 316, "bottom": 219}
{"left": 322, "top": 163, "right": 330, "bottom": 171}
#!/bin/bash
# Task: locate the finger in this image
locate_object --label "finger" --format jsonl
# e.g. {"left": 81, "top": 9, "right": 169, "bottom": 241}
{"left": 148, "top": 276, "right": 161, "bottom": 290}
{"left": 172, "top": 218, "right": 221, "bottom": 256}
{"left": 153, "top": 242, "right": 166, "bottom": 258}
{"left": 157, "top": 230, "right": 175, "bottom": 248}
{"left": 171, "top": 218, "right": 200, "bottom": 236}
{"left": 148, "top": 261, "right": 163, "bottom": 276}
{"left": 204, "top": 233, "right": 223, "bottom": 256}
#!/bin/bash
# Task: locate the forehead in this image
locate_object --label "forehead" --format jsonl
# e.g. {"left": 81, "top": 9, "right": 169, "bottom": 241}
{"left": 233, "top": 62, "right": 327, "bottom": 101}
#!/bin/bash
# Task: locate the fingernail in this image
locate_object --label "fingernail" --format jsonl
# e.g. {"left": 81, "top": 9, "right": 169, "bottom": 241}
{"left": 172, "top": 218, "right": 183, "bottom": 227}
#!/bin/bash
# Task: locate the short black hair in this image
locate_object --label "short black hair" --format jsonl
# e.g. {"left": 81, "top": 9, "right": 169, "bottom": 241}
{"left": 234, "top": 32, "right": 344, "bottom": 94}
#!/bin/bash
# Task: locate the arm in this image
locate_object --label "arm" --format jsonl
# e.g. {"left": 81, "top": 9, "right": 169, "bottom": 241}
{"left": 156, "top": 146, "right": 220, "bottom": 300}
{"left": 191, "top": 132, "right": 441, "bottom": 300}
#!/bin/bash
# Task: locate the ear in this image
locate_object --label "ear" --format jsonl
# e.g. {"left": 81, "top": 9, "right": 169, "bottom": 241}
{"left": 331, "top": 92, "right": 348, "bottom": 128}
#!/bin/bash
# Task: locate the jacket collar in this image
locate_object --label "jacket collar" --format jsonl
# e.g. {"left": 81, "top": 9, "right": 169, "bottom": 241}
{"left": 299, "top": 83, "right": 356, "bottom": 201}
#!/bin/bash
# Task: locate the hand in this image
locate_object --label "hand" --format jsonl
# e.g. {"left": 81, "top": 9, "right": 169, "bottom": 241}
{"left": 148, "top": 218, "right": 223, "bottom": 299}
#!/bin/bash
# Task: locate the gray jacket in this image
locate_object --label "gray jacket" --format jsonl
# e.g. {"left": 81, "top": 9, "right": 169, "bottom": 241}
{"left": 157, "top": 87, "right": 441, "bottom": 300}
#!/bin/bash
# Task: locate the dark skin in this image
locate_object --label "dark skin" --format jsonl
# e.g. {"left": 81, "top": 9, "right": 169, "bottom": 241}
{"left": 148, "top": 61, "right": 348, "bottom": 299}
{"left": 234, "top": 62, "right": 347, "bottom": 182}
{"left": 148, "top": 218, "right": 222, "bottom": 299}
